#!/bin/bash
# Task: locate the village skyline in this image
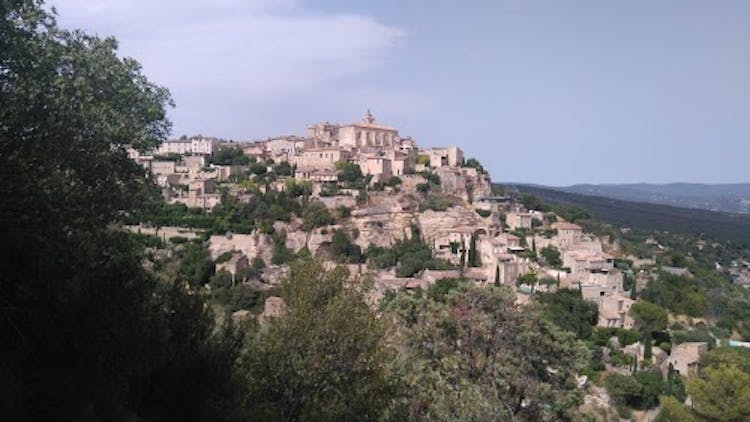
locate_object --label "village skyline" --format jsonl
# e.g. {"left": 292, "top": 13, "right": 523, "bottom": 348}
{"left": 49, "top": 0, "right": 750, "bottom": 185}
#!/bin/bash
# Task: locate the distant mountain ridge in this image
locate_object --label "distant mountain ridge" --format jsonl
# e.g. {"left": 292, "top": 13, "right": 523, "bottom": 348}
{"left": 552, "top": 183, "right": 750, "bottom": 214}
{"left": 509, "top": 184, "right": 750, "bottom": 245}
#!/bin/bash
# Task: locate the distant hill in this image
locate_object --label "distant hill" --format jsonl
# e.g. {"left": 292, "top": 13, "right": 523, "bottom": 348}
{"left": 555, "top": 183, "right": 750, "bottom": 214}
{"left": 509, "top": 184, "right": 750, "bottom": 245}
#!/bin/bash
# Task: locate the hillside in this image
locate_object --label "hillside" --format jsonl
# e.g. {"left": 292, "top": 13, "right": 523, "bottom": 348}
{"left": 557, "top": 183, "right": 750, "bottom": 214}
{"left": 510, "top": 184, "right": 750, "bottom": 245}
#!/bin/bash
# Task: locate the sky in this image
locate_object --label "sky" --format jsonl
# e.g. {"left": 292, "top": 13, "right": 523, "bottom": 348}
{"left": 49, "top": 0, "right": 750, "bottom": 185}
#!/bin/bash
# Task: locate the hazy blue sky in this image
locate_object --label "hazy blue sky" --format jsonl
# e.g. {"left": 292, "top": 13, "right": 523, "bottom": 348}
{"left": 50, "top": 0, "right": 749, "bottom": 185}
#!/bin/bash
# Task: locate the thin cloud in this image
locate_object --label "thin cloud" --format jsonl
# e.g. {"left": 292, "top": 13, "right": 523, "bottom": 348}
{"left": 49, "top": 0, "right": 408, "bottom": 138}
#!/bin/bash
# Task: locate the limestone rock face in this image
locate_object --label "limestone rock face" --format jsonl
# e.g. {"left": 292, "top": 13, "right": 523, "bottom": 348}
{"left": 208, "top": 232, "right": 274, "bottom": 264}
{"left": 350, "top": 195, "right": 416, "bottom": 248}
{"left": 285, "top": 230, "right": 332, "bottom": 255}
{"left": 417, "top": 206, "right": 482, "bottom": 242}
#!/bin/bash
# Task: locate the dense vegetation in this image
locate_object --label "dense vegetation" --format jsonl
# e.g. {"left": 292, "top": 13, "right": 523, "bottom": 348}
{"left": 1, "top": 3, "right": 242, "bottom": 419}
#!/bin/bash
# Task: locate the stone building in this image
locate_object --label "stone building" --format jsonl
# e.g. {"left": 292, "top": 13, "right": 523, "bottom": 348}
{"left": 596, "top": 294, "right": 635, "bottom": 329}
{"left": 358, "top": 155, "right": 392, "bottom": 181}
{"left": 155, "top": 137, "right": 218, "bottom": 155}
{"left": 265, "top": 136, "right": 305, "bottom": 161}
{"left": 423, "top": 147, "right": 464, "bottom": 168}
{"left": 553, "top": 222, "right": 583, "bottom": 248}
{"left": 293, "top": 147, "right": 351, "bottom": 169}
{"left": 338, "top": 110, "right": 399, "bottom": 149}
{"left": 506, "top": 212, "right": 533, "bottom": 230}
{"left": 661, "top": 342, "right": 708, "bottom": 378}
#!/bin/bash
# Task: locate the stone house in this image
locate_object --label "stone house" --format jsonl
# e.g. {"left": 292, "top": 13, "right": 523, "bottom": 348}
{"left": 424, "top": 146, "right": 463, "bottom": 168}
{"left": 358, "top": 155, "right": 392, "bottom": 181}
{"left": 384, "top": 149, "right": 416, "bottom": 176}
{"left": 293, "top": 147, "right": 351, "bottom": 169}
{"left": 155, "top": 137, "right": 218, "bottom": 155}
{"left": 596, "top": 294, "right": 635, "bottom": 329}
{"left": 149, "top": 160, "right": 176, "bottom": 176}
{"left": 241, "top": 142, "right": 267, "bottom": 160}
{"left": 506, "top": 212, "right": 533, "bottom": 230}
{"left": 295, "top": 167, "right": 338, "bottom": 183}
{"left": 563, "top": 250, "right": 614, "bottom": 277}
{"left": 552, "top": 222, "right": 583, "bottom": 249}
{"left": 264, "top": 136, "right": 305, "bottom": 161}
{"left": 660, "top": 342, "right": 708, "bottom": 378}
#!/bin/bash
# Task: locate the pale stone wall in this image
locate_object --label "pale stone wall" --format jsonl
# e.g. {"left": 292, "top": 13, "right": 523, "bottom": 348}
{"left": 317, "top": 196, "right": 357, "bottom": 210}
{"left": 294, "top": 148, "right": 350, "bottom": 168}
{"left": 506, "top": 212, "right": 532, "bottom": 230}
{"left": 150, "top": 160, "right": 176, "bottom": 176}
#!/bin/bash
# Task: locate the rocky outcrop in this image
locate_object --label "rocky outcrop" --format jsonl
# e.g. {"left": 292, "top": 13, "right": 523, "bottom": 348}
{"left": 208, "top": 232, "right": 273, "bottom": 264}
{"left": 350, "top": 195, "right": 416, "bottom": 248}
{"left": 285, "top": 230, "right": 333, "bottom": 255}
{"left": 417, "top": 206, "right": 483, "bottom": 242}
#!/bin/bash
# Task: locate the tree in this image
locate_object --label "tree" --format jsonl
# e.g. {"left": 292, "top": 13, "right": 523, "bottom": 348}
{"left": 335, "top": 160, "right": 364, "bottom": 183}
{"left": 516, "top": 272, "right": 538, "bottom": 291}
{"left": 273, "top": 160, "right": 293, "bottom": 176}
{"left": 540, "top": 245, "right": 562, "bottom": 268}
{"left": 301, "top": 200, "right": 334, "bottom": 231}
{"left": 416, "top": 182, "right": 431, "bottom": 194}
{"left": 242, "top": 260, "right": 394, "bottom": 420}
{"left": 654, "top": 396, "right": 695, "bottom": 422}
{"left": 385, "top": 285, "right": 589, "bottom": 420}
{"left": 1, "top": 3, "right": 243, "bottom": 419}
{"left": 494, "top": 265, "right": 500, "bottom": 286}
{"left": 604, "top": 372, "right": 664, "bottom": 412}
{"left": 271, "top": 231, "right": 294, "bottom": 265}
{"left": 629, "top": 301, "right": 668, "bottom": 358}
{"left": 208, "top": 147, "right": 249, "bottom": 165}
{"left": 535, "top": 289, "right": 598, "bottom": 339}
{"left": 330, "top": 229, "right": 363, "bottom": 264}
{"left": 385, "top": 176, "right": 402, "bottom": 187}
{"left": 467, "top": 231, "right": 481, "bottom": 267}
{"left": 687, "top": 364, "right": 750, "bottom": 421}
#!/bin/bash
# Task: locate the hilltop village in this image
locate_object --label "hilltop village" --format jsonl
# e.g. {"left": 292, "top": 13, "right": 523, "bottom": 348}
{"left": 128, "top": 112, "right": 635, "bottom": 331}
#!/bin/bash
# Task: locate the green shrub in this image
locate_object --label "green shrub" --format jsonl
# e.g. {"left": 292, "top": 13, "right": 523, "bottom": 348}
{"left": 170, "top": 236, "right": 189, "bottom": 244}
{"left": 475, "top": 209, "right": 491, "bottom": 218}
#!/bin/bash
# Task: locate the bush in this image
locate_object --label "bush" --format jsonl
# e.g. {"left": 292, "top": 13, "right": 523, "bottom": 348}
{"left": 169, "top": 236, "right": 189, "bottom": 244}
{"left": 385, "top": 176, "right": 402, "bottom": 187}
{"left": 336, "top": 205, "right": 351, "bottom": 219}
{"left": 210, "top": 270, "right": 233, "bottom": 289}
{"left": 271, "top": 232, "right": 294, "bottom": 265}
{"left": 540, "top": 245, "right": 562, "bottom": 268}
{"left": 416, "top": 183, "right": 431, "bottom": 194}
{"left": 249, "top": 162, "right": 268, "bottom": 175}
{"left": 215, "top": 250, "right": 235, "bottom": 263}
{"left": 419, "top": 171, "right": 441, "bottom": 185}
{"left": 251, "top": 255, "right": 265, "bottom": 270}
{"left": 274, "top": 161, "right": 293, "bottom": 176}
{"left": 427, "top": 278, "right": 467, "bottom": 302}
{"left": 475, "top": 209, "right": 491, "bottom": 218}
{"left": 301, "top": 200, "right": 334, "bottom": 231}
{"left": 335, "top": 161, "right": 364, "bottom": 184}
{"left": 331, "top": 229, "right": 363, "bottom": 264}
{"left": 420, "top": 195, "right": 452, "bottom": 212}
{"left": 211, "top": 285, "right": 264, "bottom": 312}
